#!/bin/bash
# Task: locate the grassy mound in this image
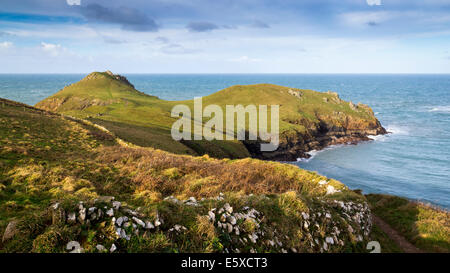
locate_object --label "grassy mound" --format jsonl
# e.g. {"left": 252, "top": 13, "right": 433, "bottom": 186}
{"left": 35, "top": 71, "right": 385, "bottom": 160}
{"left": 0, "top": 98, "right": 372, "bottom": 253}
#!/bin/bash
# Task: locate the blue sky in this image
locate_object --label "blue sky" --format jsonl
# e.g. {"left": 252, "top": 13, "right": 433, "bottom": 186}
{"left": 0, "top": 0, "right": 449, "bottom": 73}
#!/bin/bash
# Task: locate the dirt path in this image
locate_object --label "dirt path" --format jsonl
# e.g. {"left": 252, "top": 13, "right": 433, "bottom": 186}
{"left": 372, "top": 214, "right": 423, "bottom": 253}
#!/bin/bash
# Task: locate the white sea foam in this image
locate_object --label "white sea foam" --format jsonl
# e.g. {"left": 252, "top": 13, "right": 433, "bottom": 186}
{"left": 385, "top": 125, "right": 409, "bottom": 135}
{"left": 428, "top": 106, "right": 450, "bottom": 113}
{"left": 368, "top": 124, "right": 409, "bottom": 141}
{"left": 368, "top": 134, "right": 387, "bottom": 141}
{"left": 296, "top": 145, "right": 344, "bottom": 162}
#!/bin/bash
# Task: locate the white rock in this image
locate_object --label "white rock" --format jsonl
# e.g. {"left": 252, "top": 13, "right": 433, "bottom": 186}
{"left": 67, "top": 212, "right": 76, "bottom": 223}
{"left": 326, "top": 237, "right": 334, "bottom": 245}
{"left": 66, "top": 241, "right": 83, "bottom": 253}
{"left": 301, "top": 212, "right": 309, "bottom": 220}
{"left": 348, "top": 225, "right": 354, "bottom": 233}
{"left": 326, "top": 185, "right": 338, "bottom": 195}
{"left": 96, "top": 244, "right": 106, "bottom": 251}
{"left": 303, "top": 221, "right": 309, "bottom": 229}
{"left": 227, "top": 223, "right": 233, "bottom": 233}
{"left": 234, "top": 227, "right": 240, "bottom": 235}
{"left": 78, "top": 208, "right": 86, "bottom": 223}
{"left": 52, "top": 203, "right": 59, "bottom": 210}
{"left": 228, "top": 216, "right": 237, "bottom": 225}
{"left": 208, "top": 211, "right": 215, "bottom": 222}
{"left": 174, "top": 224, "right": 182, "bottom": 231}
{"left": 325, "top": 213, "right": 331, "bottom": 219}
{"left": 120, "top": 229, "right": 127, "bottom": 239}
{"left": 318, "top": 180, "right": 328, "bottom": 185}
{"left": 112, "top": 201, "right": 121, "bottom": 210}
{"left": 223, "top": 203, "right": 233, "bottom": 214}
{"left": 145, "top": 221, "right": 154, "bottom": 229}
{"left": 116, "top": 216, "right": 125, "bottom": 226}
{"left": 110, "top": 244, "right": 117, "bottom": 252}
{"left": 132, "top": 216, "right": 145, "bottom": 228}
{"left": 115, "top": 227, "right": 122, "bottom": 237}
{"left": 106, "top": 208, "right": 114, "bottom": 217}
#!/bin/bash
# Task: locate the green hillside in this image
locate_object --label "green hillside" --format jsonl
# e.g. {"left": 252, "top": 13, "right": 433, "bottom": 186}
{"left": 1, "top": 98, "right": 374, "bottom": 253}
{"left": 36, "top": 71, "right": 386, "bottom": 160}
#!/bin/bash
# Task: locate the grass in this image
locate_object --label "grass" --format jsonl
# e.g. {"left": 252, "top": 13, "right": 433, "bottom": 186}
{"left": 367, "top": 194, "right": 450, "bottom": 253}
{"left": 35, "top": 72, "right": 384, "bottom": 159}
{"left": 0, "top": 98, "right": 371, "bottom": 253}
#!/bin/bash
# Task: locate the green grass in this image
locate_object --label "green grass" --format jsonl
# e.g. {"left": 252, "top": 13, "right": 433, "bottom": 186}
{"left": 367, "top": 194, "right": 450, "bottom": 253}
{"left": 35, "top": 72, "right": 383, "bottom": 159}
{"left": 1, "top": 98, "right": 372, "bottom": 253}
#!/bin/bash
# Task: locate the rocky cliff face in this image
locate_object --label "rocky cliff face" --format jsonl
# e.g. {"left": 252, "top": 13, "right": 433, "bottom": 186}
{"left": 246, "top": 104, "right": 386, "bottom": 161}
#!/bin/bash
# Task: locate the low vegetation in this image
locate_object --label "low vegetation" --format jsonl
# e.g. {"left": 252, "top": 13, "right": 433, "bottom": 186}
{"left": 367, "top": 194, "right": 450, "bottom": 253}
{"left": 0, "top": 98, "right": 372, "bottom": 253}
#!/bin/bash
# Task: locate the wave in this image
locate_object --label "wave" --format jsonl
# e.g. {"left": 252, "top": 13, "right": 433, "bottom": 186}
{"left": 368, "top": 134, "right": 387, "bottom": 141}
{"left": 428, "top": 106, "right": 450, "bottom": 113}
{"left": 296, "top": 144, "right": 344, "bottom": 162}
{"left": 385, "top": 124, "right": 409, "bottom": 135}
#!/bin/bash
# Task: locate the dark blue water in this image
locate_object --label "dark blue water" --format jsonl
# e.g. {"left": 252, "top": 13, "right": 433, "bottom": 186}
{"left": 1, "top": 74, "right": 449, "bottom": 208}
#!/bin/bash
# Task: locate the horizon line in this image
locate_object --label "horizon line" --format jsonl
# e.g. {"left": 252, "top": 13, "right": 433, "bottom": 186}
{"left": 1, "top": 72, "right": 450, "bottom": 75}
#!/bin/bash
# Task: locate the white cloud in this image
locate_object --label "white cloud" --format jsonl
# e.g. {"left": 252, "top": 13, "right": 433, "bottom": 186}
{"left": 41, "top": 42, "right": 67, "bottom": 57}
{"left": 228, "top": 56, "right": 262, "bottom": 63}
{"left": 366, "top": 0, "right": 381, "bottom": 6}
{"left": 340, "top": 11, "right": 392, "bottom": 26}
{"left": 0, "top": 41, "right": 13, "bottom": 49}
{"left": 66, "top": 0, "right": 81, "bottom": 6}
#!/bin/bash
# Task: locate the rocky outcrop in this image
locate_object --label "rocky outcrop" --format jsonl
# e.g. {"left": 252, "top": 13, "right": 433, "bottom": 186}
{"left": 245, "top": 107, "right": 386, "bottom": 161}
{"left": 104, "top": 70, "right": 135, "bottom": 88}
{"left": 35, "top": 97, "right": 119, "bottom": 112}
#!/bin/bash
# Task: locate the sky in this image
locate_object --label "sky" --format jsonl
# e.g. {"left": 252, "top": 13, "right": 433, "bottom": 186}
{"left": 0, "top": 0, "right": 450, "bottom": 73}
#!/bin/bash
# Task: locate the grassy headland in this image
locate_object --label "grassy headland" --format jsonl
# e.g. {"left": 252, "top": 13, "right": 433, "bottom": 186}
{"left": 35, "top": 71, "right": 386, "bottom": 160}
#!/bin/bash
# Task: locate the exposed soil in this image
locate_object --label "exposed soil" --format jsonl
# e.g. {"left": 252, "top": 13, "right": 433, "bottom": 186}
{"left": 372, "top": 214, "right": 423, "bottom": 253}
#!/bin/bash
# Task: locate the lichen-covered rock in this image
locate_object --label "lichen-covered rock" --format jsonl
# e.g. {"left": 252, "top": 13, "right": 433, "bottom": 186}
{"left": 2, "top": 220, "right": 19, "bottom": 243}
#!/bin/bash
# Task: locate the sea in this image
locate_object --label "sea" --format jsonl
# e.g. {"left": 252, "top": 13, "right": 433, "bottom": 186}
{"left": 0, "top": 74, "right": 449, "bottom": 208}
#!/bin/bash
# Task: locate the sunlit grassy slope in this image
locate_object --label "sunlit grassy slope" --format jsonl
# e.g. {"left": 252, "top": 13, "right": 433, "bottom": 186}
{"left": 367, "top": 194, "right": 450, "bottom": 253}
{"left": 35, "top": 72, "right": 383, "bottom": 159}
{"left": 1, "top": 98, "right": 373, "bottom": 253}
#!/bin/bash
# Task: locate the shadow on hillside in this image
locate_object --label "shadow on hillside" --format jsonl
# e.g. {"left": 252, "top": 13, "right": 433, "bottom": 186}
{"left": 366, "top": 194, "right": 450, "bottom": 253}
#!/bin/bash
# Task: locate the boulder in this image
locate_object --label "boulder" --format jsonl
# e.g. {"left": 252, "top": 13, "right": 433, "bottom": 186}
{"left": 2, "top": 220, "right": 19, "bottom": 243}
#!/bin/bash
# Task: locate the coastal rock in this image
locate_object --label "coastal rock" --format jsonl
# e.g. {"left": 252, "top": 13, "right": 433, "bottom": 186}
{"left": 2, "top": 221, "right": 19, "bottom": 243}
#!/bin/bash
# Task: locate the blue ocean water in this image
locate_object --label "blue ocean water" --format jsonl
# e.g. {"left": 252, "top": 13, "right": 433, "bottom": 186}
{"left": 0, "top": 74, "right": 449, "bottom": 208}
